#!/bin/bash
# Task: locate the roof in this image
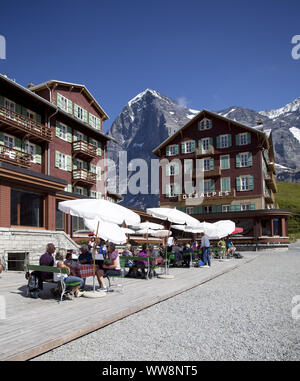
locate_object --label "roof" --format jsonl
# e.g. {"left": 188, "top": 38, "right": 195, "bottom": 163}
{"left": 29, "top": 80, "right": 109, "bottom": 121}
{"left": 0, "top": 74, "right": 117, "bottom": 144}
{"left": 152, "top": 109, "right": 270, "bottom": 155}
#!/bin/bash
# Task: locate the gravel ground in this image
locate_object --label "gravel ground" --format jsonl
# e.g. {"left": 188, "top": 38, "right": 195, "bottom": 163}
{"left": 33, "top": 246, "right": 300, "bottom": 361}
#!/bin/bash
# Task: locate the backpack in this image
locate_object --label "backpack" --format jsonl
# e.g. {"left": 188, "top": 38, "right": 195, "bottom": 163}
{"left": 27, "top": 272, "right": 40, "bottom": 299}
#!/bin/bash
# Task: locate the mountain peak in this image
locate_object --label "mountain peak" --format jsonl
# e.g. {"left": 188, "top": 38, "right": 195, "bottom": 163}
{"left": 259, "top": 96, "right": 300, "bottom": 120}
{"left": 127, "top": 88, "right": 163, "bottom": 107}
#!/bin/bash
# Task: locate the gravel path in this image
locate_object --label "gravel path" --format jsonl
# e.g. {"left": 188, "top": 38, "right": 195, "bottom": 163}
{"left": 33, "top": 247, "right": 300, "bottom": 361}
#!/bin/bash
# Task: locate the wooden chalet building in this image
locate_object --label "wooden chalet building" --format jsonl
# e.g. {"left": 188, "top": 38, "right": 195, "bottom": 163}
{"left": 153, "top": 110, "right": 292, "bottom": 246}
{"left": 0, "top": 74, "right": 121, "bottom": 267}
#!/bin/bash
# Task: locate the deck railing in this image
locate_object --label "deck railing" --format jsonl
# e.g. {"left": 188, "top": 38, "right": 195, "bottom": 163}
{"left": 0, "top": 144, "right": 32, "bottom": 167}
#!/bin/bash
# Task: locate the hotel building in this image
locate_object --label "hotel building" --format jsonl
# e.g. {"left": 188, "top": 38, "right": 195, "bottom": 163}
{"left": 153, "top": 110, "right": 291, "bottom": 246}
{"left": 0, "top": 74, "right": 121, "bottom": 268}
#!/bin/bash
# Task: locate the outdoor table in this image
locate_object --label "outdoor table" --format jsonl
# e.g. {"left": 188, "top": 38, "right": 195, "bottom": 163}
{"left": 79, "top": 264, "right": 99, "bottom": 278}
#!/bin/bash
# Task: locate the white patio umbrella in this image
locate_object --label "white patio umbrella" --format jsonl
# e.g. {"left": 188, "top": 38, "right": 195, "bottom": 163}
{"left": 212, "top": 220, "right": 235, "bottom": 237}
{"left": 121, "top": 227, "right": 136, "bottom": 235}
{"left": 150, "top": 230, "right": 172, "bottom": 238}
{"left": 146, "top": 208, "right": 200, "bottom": 279}
{"left": 58, "top": 199, "right": 140, "bottom": 296}
{"left": 131, "top": 221, "right": 164, "bottom": 230}
{"left": 84, "top": 218, "right": 127, "bottom": 245}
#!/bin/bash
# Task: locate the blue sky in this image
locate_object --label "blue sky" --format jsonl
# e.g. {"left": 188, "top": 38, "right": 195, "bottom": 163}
{"left": 0, "top": 0, "right": 300, "bottom": 132}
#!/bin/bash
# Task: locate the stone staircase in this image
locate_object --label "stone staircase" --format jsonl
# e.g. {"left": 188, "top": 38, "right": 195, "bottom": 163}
{"left": 0, "top": 228, "right": 79, "bottom": 266}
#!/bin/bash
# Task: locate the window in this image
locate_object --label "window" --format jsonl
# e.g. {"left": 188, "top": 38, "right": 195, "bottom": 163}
{"left": 166, "top": 183, "right": 180, "bottom": 197}
{"left": 26, "top": 109, "right": 36, "bottom": 120}
{"left": 56, "top": 201, "right": 65, "bottom": 231}
{"left": 24, "top": 142, "right": 36, "bottom": 162}
{"left": 76, "top": 131, "right": 84, "bottom": 142}
{"left": 58, "top": 123, "right": 67, "bottom": 140}
{"left": 240, "top": 133, "right": 248, "bottom": 145}
{"left": 204, "top": 158, "right": 210, "bottom": 171}
{"left": 241, "top": 177, "right": 249, "bottom": 191}
{"left": 241, "top": 204, "right": 251, "bottom": 211}
{"left": 202, "top": 138, "right": 210, "bottom": 152}
{"left": 169, "top": 164, "right": 176, "bottom": 176}
{"left": 220, "top": 135, "right": 229, "bottom": 148}
{"left": 221, "top": 177, "right": 231, "bottom": 192}
{"left": 198, "top": 118, "right": 212, "bottom": 130}
{"left": 220, "top": 155, "right": 230, "bottom": 170}
{"left": 182, "top": 141, "right": 195, "bottom": 154}
{"left": 186, "top": 207, "right": 194, "bottom": 215}
{"left": 75, "top": 158, "right": 84, "bottom": 170}
{"left": 222, "top": 205, "right": 230, "bottom": 212}
{"left": 90, "top": 190, "right": 97, "bottom": 199}
{"left": 58, "top": 153, "right": 67, "bottom": 170}
{"left": 4, "top": 98, "right": 15, "bottom": 119}
{"left": 72, "top": 216, "right": 88, "bottom": 233}
{"left": 240, "top": 153, "right": 249, "bottom": 167}
{"left": 76, "top": 106, "right": 83, "bottom": 120}
{"left": 75, "top": 186, "right": 84, "bottom": 195}
{"left": 11, "top": 189, "right": 43, "bottom": 227}
{"left": 167, "top": 144, "right": 178, "bottom": 156}
{"left": 4, "top": 134, "right": 14, "bottom": 148}
{"left": 203, "top": 206, "right": 212, "bottom": 214}
{"left": 204, "top": 179, "right": 212, "bottom": 192}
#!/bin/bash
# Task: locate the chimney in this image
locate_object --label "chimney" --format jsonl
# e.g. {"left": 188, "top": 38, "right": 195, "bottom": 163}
{"left": 27, "top": 82, "right": 35, "bottom": 88}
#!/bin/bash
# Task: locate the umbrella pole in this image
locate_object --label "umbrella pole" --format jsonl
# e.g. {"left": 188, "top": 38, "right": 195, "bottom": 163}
{"left": 93, "top": 221, "right": 100, "bottom": 292}
{"left": 165, "top": 220, "right": 172, "bottom": 275}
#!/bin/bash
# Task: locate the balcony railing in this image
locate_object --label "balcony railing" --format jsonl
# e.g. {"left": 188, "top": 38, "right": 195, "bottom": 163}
{"left": 264, "top": 172, "right": 278, "bottom": 192}
{"left": 196, "top": 146, "right": 214, "bottom": 157}
{"left": 72, "top": 169, "right": 96, "bottom": 186}
{"left": 0, "top": 144, "right": 32, "bottom": 168}
{"left": 72, "top": 140, "right": 97, "bottom": 159}
{"left": 0, "top": 105, "right": 52, "bottom": 142}
{"left": 193, "top": 167, "right": 221, "bottom": 178}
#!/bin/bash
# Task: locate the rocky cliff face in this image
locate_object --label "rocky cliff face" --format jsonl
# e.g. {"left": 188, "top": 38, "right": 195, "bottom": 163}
{"left": 107, "top": 90, "right": 300, "bottom": 209}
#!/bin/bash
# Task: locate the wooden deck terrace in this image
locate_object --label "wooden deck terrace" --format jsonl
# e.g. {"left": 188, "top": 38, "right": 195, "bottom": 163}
{"left": 0, "top": 254, "right": 257, "bottom": 361}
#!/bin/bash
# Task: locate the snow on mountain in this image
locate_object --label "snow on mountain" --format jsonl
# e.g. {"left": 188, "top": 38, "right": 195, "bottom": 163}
{"left": 259, "top": 97, "right": 300, "bottom": 120}
{"left": 289, "top": 127, "right": 300, "bottom": 143}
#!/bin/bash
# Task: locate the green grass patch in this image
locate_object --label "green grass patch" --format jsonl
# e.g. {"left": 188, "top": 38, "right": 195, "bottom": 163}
{"left": 275, "top": 182, "right": 300, "bottom": 236}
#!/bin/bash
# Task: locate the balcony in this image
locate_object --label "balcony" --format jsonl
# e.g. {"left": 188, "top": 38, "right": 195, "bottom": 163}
{"left": 0, "top": 144, "right": 32, "bottom": 168}
{"left": 72, "top": 169, "right": 96, "bottom": 186}
{"left": 196, "top": 146, "right": 214, "bottom": 157}
{"left": 264, "top": 172, "right": 278, "bottom": 192}
{"left": 72, "top": 140, "right": 97, "bottom": 160}
{"left": 0, "top": 105, "right": 52, "bottom": 143}
{"left": 193, "top": 167, "right": 221, "bottom": 179}
{"left": 264, "top": 188, "right": 275, "bottom": 203}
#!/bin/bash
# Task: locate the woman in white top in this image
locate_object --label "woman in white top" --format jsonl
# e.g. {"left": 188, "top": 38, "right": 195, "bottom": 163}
{"left": 53, "top": 251, "right": 84, "bottom": 298}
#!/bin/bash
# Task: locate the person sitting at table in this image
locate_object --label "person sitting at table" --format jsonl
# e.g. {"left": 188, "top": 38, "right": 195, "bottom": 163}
{"left": 217, "top": 239, "right": 226, "bottom": 258}
{"left": 64, "top": 251, "right": 81, "bottom": 277}
{"left": 122, "top": 244, "right": 133, "bottom": 257}
{"left": 78, "top": 244, "right": 93, "bottom": 264}
{"left": 94, "top": 239, "right": 107, "bottom": 270}
{"left": 125, "top": 244, "right": 149, "bottom": 279}
{"left": 172, "top": 241, "right": 183, "bottom": 267}
{"left": 52, "top": 251, "right": 84, "bottom": 299}
{"left": 182, "top": 243, "right": 192, "bottom": 268}
{"left": 96, "top": 243, "right": 122, "bottom": 290}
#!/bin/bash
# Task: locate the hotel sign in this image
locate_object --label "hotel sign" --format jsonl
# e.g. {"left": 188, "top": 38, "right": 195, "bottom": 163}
{"left": 181, "top": 190, "right": 234, "bottom": 200}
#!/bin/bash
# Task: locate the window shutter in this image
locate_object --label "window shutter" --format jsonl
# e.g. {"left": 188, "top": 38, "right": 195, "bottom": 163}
{"left": 175, "top": 183, "right": 181, "bottom": 195}
{"left": 74, "top": 104, "right": 78, "bottom": 118}
{"left": 14, "top": 137, "right": 21, "bottom": 151}
{"left": 83, "top": 109, "right": 88, "bottom": 123}
{"left": 82, "top": 188, "right": 88, "bottom": 196}
{"left": 221, "top": 155, "right": 230, "bottom": 170}
{"left": 73, "top": 130, "right": 78, "bottom": 142}
{"left": 0, "top": 96, "right": 4, "bottom": 106}
{"left": 97, "top": 167, "right": 102, "bottom": 181}
{"left": 35, "top": 145, "right": 42, "bottom": 164}
{"left": 0, "top": 132, "right": 3, "bottom": 145}
{"left": 209, "top": 157, "right": 214, "bottom": 170}
{"left": 250, "top": 202, "right": 256, "bottom": 210}
{"left": 90, "top": 164, "right": 96, "bottom": 173}
{"left": 67, "top": 126, "right": 72, "bottom": 143}
{"left": 247, "top": 132, "right": 251, "bottom": 144}
{"left": 198, "top": 140, "right": 202, "bottom": 154}
{"left": 67, "top": 99, "right": 72, "bottom": 114}
{"left": 216, "top": 136, "right": 220, "bottom": 149}
{"left": 210, "top": 179, "right": 215, "bottom": 192}
{"left": 89, "top": 113, "right": 93, "bottom": 126}
{"left": 165, "top": 184, "right": 170, "bottom": 198}
{"left": 191, "top": 140, "right": 196, "bottom": 153}
{"left": 57, "top": 93, "right": 61, "bottom": 108}
{"left": 96, "top": 118, "right": 101, "bottom": 131}
{"left": 83, "top": 161, "right": 88, "bottom": 171}
{"left": 65, "top": 184, "right": 72, "bottom": 193}
{"left": 174, "top": 145, "right": 179, "bottom": 155}
{"left": 97, "top": 192, "right": 102, "bottom": 199}
{"left": 209, "top": 137, "right": 213, "bottom": 147}
{"left": 236, "top": 177, "right": 241, "bottom": 191}
{"left": 97, "top": 141, "right": 102, "bottom": 156}
{"left": 55, "top": 151, "right": 60, "bottom": 168}
{"left": 248, "top": 152, "right": 253, "bottom": 166}
{"left": 166, "top": 146, "right": 170, "bottom": 156}
{"left": 228, "top": 134, "right": 232, "bottom": 147}
{"left": 15, "top": 104, "right": 22, "bottom": 115}
{"left": 181, "top": 142, "right": 186, "bottom": 154}
{"left": 212, "top": 205, "right": 217, "bottom": 213}
{"left": 249, "top": 176, "right": 254, "bottom": 190}
{"left": 73, "top": 159, "right": 77, "bottom": 170}
{"left": 235, "top": 134, "right": 240, "bottom": 146}
{"left": 236, "top": 154, "right": 241, "bottom": 168}
{"left": 66, "top": 155, "right": 72, "bottom": 172}
{"left": 56, "top": 121, "right": 60, "bottom": 138}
